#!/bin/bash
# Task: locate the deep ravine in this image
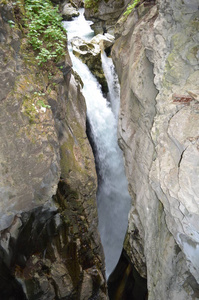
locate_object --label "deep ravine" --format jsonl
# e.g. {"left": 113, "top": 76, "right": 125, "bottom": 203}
{"left": 63, "top": 9, "right": 131, "bottom": 277}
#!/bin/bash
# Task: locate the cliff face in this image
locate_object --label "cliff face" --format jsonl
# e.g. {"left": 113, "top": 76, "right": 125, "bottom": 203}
{"left": 112, "top": 0, "right": 199, "bottom": 298}
{"left": 0, "top": 2, "right": 107, "bottom": 299}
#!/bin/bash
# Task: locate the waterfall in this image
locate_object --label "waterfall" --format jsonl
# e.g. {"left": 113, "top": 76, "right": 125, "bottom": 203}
{"left": 101, "top": 51, "right": 120, "bottom": 119}
{"left": 65, "top": 8, "right": 94, "bottom": 41}
{"left": 63, "top": 11, "right": 131, "bottom": 277}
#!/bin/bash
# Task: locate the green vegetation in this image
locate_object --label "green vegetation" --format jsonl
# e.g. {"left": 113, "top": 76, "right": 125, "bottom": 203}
{"left": 24, "top": 0, "right": 67, "bottom": 66}
{"left": 7, "top": 19, "right": 15, "bottom": 27}
{"left": 36, "top": 99, "right": 51, "bottom": 109}
{"left": 123, "top": 0, "right": 141, "bottom": 16}
{"left": 22, "top": 90, "right": 51, "bottom": 123}
{"left": 84, "top": 0, "right": 99, "bottom": 10}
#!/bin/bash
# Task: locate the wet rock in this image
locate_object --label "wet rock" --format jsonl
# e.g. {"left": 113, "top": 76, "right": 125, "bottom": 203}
{"left": 61, "top": 0, "right": 84, "bottom": 9}
{"left": 108, "top": 249, "right": 147, "bottom": 300}
{"left": 71, "top": 34, "right": 115, "bottom": 93}
{"left": 91, "top": 32, "right": 115, "bottom": 50}
{"left": 62, "top": 3, "right": 79, "bottom": 20}
{"left": 80, "top": 270, "right": 93, "bottom": 299}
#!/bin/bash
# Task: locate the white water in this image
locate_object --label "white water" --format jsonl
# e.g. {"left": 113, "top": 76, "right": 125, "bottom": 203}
{"left": 65, "top": 8, "right": 94, "bottom": 41}
{"left": 63, "top": 11, "right": 131, "bottom": 277}
{"left": 101, "top": 51, "right": 120, "bottom": 119}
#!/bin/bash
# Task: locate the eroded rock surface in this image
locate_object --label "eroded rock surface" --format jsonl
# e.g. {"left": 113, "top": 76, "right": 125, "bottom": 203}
{"left": 84, "top": 0, "right": 131, "bottom": 35}
{"left": 0, "top": 2, "right": 107, "bottom": 299}
{"left": 71, "top": 33, "right": 114, "bottom": 93}
{"left": 112, "top": 0, "right": 199, "bottom": 299}
{"left": 62, "top": 2, "right": 80, "bottom": 20}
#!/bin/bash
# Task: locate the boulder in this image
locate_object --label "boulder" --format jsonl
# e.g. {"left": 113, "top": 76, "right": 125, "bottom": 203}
{"left": 71, "top": 34, "right": 115, "bottom": 93}
{"left": 62, "top": 2, "right": 79, "bottom": 20}
{"left": 91, "top": 33, "right": 115, "bottom": 50}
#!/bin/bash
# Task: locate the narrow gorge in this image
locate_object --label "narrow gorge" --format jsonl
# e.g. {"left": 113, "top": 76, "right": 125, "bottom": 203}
{"left": 0, "top": 0, "right": 199, "bottom": 299}
{"left": 63, "top": 9, "right": 131, "bottom": 278}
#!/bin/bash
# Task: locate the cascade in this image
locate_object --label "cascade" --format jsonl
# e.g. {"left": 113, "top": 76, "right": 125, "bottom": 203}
{"left": 101, "top": 51, "right": 120, "bottom": 118}
{"left": 63, "top": 9, "right": 131, "bottom": 277}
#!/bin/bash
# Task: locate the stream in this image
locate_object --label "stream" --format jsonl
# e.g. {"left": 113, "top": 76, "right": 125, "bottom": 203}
{"left": 63, "top": 9, "right": 131, "bottom": 278}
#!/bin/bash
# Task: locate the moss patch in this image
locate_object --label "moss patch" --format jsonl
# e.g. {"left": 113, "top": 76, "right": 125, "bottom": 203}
{"left": 123, "top": 0, "right": 141, "bottom": 17}
{"left": 84, "top": 0, "right": 99, "bottom": 12}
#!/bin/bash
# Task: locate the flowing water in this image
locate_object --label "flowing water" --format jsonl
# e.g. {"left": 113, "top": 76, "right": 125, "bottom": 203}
{"left": 63, "top": 10, "right": 131, "bottom": 277}
{"left": 101, "top": 51, "right": 120, "bottom": 119}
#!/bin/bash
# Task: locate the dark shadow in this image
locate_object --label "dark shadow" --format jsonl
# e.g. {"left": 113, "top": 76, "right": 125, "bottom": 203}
{"left": 108, "top": 249, "right": 148, "bottom": 300}
{"left": 0, "top": 258, "right": 27, "bottom": 300}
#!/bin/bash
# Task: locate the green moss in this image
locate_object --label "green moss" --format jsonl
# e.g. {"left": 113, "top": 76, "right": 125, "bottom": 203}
{"left": 22, "top": 95, "right": 38, "bottom": 124}
{"left": 60, "top": 119, "right": 96, "bottom": 183}
{"left": 0, "top": 0, "right": 9, "bottom": 4}
{"left": 37, "top": 153, "right": 44, "bottom": 162}
{"left": 60, "top": 140, "right": 74, "bottom": 178}
{"left": 191, "top": 19, "right": 199, "bottom": 31}
{"left": 84, "top": 0, "right": 99, "bottom": 12}
{"left": 171, "top": 33, "right": 187, "bottom": 49}
{"left": 17, "top": 74, "right": 52, "bottom": 124}
{"left": 186, "top": 45, "right": 199, "bottom": 63}
{"left": 123, "top": 0, "right": 141, "bottom": 17}
{"left": 167, "top": 51, "right": 177, "bottom": 67}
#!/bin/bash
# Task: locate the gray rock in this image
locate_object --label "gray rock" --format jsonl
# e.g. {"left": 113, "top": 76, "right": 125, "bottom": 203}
{"left": 112, "top": 0, "right": 199, "bottom": 298}
{"left": 71, "top": 36, "right": 109, "bottom": 93}
{"left": 85, "top": 0, "right": 132, "bottom": 35}
{"left": 0, "top": 2, "right": 107, "bottom": 299}
{"left": 62, "top": 3, "right": 79, "bottom": 20}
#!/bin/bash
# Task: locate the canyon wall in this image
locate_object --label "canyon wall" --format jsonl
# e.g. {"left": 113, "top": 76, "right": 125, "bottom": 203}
{"left": 111, "top": 0, "right": 199, "bottom": 299}
{"left": 0, "top": 1, "right": 107, "bottom": 299}
{"left": 1, "top": 0, "right": 199, "bottom": 299}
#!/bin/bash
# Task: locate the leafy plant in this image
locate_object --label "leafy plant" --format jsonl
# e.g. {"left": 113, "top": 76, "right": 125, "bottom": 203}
{"left": 24, "top": 0, "right": 67, "bottom": 66}
{"left": 36, "top": 100, "right": 51, "bottom": 109}
{"left": 123, "top": 0, "right": 141, "bottom": 17}
{"left": 7, "top": 20, "right": 15, "bottom": 27}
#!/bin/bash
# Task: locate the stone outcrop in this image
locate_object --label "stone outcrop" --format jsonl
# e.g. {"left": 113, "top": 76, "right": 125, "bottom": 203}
{"left": 0, "top": 1, "right": 107, "bottom": 299}
{"left": 62, "top": 2, "right": 80, "bottom": 20}
{"left": 61, "top": 0, "right": 85, "bottom": 20}
{"left": 71, "top": 33, "right": 114, "bottom": 93}
{"left": 84, "top": 0, "right": 132, "bottom": 35}
{"left": 57, "top": 0, "right": 83, "bottom": 9}
{"left": 111, "top": 0, "right": 199, "bottom": 299}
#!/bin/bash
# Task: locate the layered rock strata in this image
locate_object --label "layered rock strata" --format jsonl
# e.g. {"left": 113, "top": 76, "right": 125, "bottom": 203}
{"left": 0, "top": 1, "right": 107, "bottom": 299}
{"left": 111, "top": 0, "right": 199, "bottom": 299}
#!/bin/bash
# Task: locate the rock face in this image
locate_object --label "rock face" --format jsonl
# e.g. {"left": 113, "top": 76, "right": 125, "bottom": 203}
{"left": 112, "top": 0, "right": 199, "bottom": 299}
{"left": 0, "top": 2, "right": 107, "bottom": 299}
{"left": 84, "top": 0, "right": 131, "bottom": 35}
